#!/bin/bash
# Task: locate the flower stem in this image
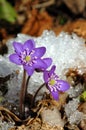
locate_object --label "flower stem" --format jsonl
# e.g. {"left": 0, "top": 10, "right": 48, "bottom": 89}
{"left": 19, "top": 69, "right": 26, "bottom": 119}
{"left": 25, "top": 76, "right": 30, "bottom": 97}
{"left": 32, "top": 83, "right": 45, "bottom": 107}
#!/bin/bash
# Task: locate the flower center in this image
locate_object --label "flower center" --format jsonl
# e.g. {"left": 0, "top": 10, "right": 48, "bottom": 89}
{"left": 49, "top": 79, "right": 56, "bottom": 86}
{"left": 25, "top": 55, "right": 31, "bottom": 62}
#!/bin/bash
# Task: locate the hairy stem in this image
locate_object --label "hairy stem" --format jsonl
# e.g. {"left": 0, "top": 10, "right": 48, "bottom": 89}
{"left": 25, "top": 76, "right": 30, "bottom": 97}
{"left": 32, "top": 83, "right": 45, "bottom": 107}
{"left": 19, "top": 69, "right": 26, "bottom": 119}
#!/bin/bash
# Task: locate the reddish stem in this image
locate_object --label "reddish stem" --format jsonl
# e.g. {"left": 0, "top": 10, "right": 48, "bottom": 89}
{"left": 32, "top": 83, "right": 45, "bottom": 107}
{"left": 19, "top": 69, "right": 26, "bottom": 119}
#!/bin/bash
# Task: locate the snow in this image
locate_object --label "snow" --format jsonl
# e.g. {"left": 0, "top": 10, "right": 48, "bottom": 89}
{"left": 6, "top": 30, "right": 86, "bottom": 92}
{"left": 7, "top": 30, "right": 86, "bottom": 78}
{"left": 1, "top": 31, "right": 86, "bottom": 91}
{"left": 0, "top": 30, "right": 86, "bottom": 102}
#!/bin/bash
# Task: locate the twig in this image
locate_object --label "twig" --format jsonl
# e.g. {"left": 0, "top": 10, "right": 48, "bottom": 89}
{"left": 32, "top": 0, "right": 55, "bottom": 9}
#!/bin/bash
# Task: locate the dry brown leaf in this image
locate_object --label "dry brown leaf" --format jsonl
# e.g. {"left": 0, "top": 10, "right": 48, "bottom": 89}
{"left": 54, "top": 19, "right": 86, "bottom": 39}
{"left": 21, "top": 9, "right": 53, "bottom": 36}
{"left": 0, "top": 106, "right": 21, "bottom": 123}
{"left": 10, "top": 117, "right": 64, "bottom": 130}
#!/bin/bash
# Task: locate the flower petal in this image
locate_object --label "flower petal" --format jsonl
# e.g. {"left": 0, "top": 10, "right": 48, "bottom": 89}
{"left": 9, "top": 54, "right": 22, "bottom": 65}
{"left": 33, "top": 47, "right": 46, "bottom": 58}
{"left": 23, "top": 39, "right": 35, "bottom": 51}
{"left": 34, "top": 59, "right": 47, "bottom": 69}
{"left": 57, "top": 80, "right": 70, "bottom": 92}
{"left": 42, "top": 58, "right": 52, "bottom": 68}
{"left": 13, "top": 42, "right": 23, "bottom": 54}
{"left": 49, "top": 65, "right": 56, "bottom": 76}
{"left": 24, "top": 65, "right": 34, "bottom": 76}
{"left": 50, "top": 89, "right": 59, "bottom": 100}
{"left": 43, "top": 71, "right": 49, "bottom": 83}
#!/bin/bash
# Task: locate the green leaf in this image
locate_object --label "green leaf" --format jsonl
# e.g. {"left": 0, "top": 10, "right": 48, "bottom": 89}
{"left": 0, "top": 0, "right": 17, "bottom": 23}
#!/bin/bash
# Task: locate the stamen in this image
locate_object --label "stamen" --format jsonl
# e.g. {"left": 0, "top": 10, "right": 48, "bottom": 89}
{"left": 49, "top": 79, "right": 56, "bottom": 86}
{"left": 20, "top": 49, "right": 37, "bottom": 66}
{"left": 25, "top": 55, "right": 31, "bottom": 62}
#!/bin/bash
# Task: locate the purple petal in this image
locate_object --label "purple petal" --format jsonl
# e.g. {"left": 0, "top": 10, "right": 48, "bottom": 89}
{"left": 23, "top": 39, "right": 35, "bottom": 51}
{"left": 50, "top": 89, "right": 59, "bottom": 100}
{"left": 24, "top": 65, "right": 34, "bottom": 76}
{"left": 9, "top": 54, "right": 22, "bottom": 65}
{"left": 57, "top": 80, "right": 70, "bottom": 92}
{"left": 42, "top": 58, "right": 52, "bottom": 68}
{"left": 33, "top": 47, "right": 46, "bottom": 58}
{"left": 13, "top": 42, "right": 23, "bottom": 54}
{"left": 34, "top": 59, "right": 47, "bottom": 69}
{"left": 49, "top": 65, "right": 56, "bottom": 76}
{"left": 43, "top": 71, "right": 49, "bottom": 83}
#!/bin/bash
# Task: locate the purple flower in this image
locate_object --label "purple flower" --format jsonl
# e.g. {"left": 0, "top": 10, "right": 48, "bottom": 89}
{"left": 9, "top": 39, "right": 52, "bottom": 76}
{"left": 35, "top": 58, "right": 52, "bottom": 72}
{"left": 43, "top": 65, "right": 70, "bottom": 100}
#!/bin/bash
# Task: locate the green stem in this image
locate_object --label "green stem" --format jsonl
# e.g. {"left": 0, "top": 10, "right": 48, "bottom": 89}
{"left": 19, "top": 69, "right": 26, "bottom": 119}
{"left": 32, "top": 83, "right": 45, "bottom": 107}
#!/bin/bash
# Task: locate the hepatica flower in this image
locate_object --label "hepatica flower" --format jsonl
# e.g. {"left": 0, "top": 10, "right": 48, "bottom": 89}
{"left": 9, "top": 39, "right": 52, "bottom": 76}
{"left": 43, "top": 65, "right": 70, "bottom": 100}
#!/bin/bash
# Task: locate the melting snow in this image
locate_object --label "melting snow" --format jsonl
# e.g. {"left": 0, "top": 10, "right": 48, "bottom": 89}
{"left": 0, "top": 30, "right": 86, "bottom": 98}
